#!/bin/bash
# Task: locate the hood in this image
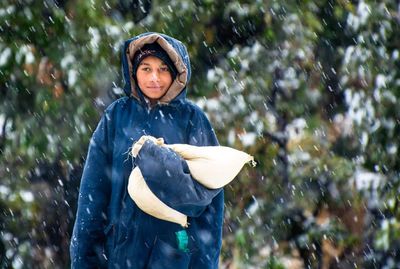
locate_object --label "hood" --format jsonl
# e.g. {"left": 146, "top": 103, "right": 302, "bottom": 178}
{"left": 121, "top": 32, "right": 192, "bottom": 104}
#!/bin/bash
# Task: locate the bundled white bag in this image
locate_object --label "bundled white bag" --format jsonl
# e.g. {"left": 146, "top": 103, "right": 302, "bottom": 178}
{"left": 127, "top": 135, "right": 255, "bottom": 227}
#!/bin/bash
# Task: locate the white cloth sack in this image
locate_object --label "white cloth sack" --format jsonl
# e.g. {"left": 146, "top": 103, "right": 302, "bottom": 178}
{"left": 127, "top": 135, "right": 255, "bottom": 227}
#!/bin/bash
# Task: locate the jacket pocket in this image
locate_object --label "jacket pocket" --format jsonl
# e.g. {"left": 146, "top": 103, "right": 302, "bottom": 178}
{"left": 146, "top": 237, "right": 191, "bottom": 269}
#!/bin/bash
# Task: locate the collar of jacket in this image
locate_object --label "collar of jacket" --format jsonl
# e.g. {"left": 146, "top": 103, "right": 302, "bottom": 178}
{"left": 121, "top": 32, "right": 191, "bottom": 105}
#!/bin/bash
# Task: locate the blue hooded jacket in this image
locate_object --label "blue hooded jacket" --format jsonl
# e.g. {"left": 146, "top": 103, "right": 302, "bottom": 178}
{"left": 70, "top": 32, "right": 224, "bottom": 269}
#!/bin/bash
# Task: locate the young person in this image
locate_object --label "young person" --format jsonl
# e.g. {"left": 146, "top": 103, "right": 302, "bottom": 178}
{"left": 70, "top": 32, "right": 224, "bottom": 269}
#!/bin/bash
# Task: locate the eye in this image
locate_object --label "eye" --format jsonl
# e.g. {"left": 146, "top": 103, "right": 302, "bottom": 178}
{"left": 140, "top": 67, "right": 151, "bottom": 72}
{"left": 160, "top": 66, "right": 170, "bottom": 72}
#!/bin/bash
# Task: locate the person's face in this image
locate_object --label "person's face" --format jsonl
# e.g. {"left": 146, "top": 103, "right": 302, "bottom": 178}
{"left": 136, "top": 56, "right": 173, "bottom": 104}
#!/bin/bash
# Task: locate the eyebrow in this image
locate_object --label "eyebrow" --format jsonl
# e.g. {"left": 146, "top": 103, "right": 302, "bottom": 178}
{"left": 139, "top": 61, "right": 168, "bottom": 66}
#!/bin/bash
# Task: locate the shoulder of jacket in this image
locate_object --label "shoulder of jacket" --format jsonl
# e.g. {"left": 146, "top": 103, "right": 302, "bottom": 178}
{"left": 177, "top": 99, "right": 206, "bottom": 116}
{"left": 104, "top": 96, "right": 130, "bottom": 114}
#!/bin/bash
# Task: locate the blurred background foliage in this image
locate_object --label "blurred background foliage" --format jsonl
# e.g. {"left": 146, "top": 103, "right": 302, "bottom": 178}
{"left": 0, "top": 0, "right": 399, "bottom": 268}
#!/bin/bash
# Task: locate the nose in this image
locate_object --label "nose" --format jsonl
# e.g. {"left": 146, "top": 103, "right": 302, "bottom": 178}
{"left": 150, "top": 71, "right": 160, "bottom": 82}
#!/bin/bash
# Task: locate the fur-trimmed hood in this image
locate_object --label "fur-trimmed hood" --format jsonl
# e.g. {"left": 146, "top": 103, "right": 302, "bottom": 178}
{"left": 121, "top": 32, "right": 192, "bottom": 104}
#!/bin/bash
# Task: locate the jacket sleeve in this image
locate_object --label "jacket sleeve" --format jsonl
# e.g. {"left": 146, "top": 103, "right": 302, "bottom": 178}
{"left": 135, "top": 107, "right": 222, "bottom": 217}
{"left": 70, "top": 111, "right": 113, "bottom": 268}
{"left": 136, "top": 140, "right": 220, "bottom": 217}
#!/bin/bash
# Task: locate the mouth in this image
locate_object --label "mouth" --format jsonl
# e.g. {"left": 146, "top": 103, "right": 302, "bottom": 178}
{"left": 146, "top": 85, "right": 163, "bottom": 90}
{"left": 146, "top": 87, "right": 161, "bottom": 91}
